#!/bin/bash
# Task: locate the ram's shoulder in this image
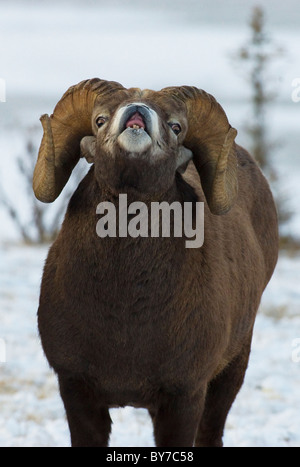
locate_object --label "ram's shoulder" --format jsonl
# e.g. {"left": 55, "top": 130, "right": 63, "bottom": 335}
{"left": 236, "top": 145, "right": 257, "bottom": 170}
{"left": 235, "top": 145, "right": 272, "bottom": 201}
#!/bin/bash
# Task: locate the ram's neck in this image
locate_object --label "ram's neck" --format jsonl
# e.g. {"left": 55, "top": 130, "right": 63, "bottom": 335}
{"left": 63, "top": 165, "right": 202, "bottom": 252}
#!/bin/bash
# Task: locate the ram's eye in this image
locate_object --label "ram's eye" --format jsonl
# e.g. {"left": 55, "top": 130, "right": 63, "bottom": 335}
{"left": 169, "top": 123, "right": 181, "bottom": 136}
{"left": 95, "top": 116, "right": 106, "bottom": 128}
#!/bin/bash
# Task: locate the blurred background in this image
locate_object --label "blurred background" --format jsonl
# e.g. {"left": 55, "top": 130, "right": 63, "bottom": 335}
{"left": 0, "top": 0, "right": 299, "bottom": 447}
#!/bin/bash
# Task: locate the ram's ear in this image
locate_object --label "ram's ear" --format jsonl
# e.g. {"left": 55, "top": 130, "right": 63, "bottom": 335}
{"left": 176, "top": 146, "right": 193, "bottom": 174}
{"left": 80, "top": 136, "right": 96, "bottom": 163}
{"left": 161, "top": 86, "right": 238, "bottom": 215}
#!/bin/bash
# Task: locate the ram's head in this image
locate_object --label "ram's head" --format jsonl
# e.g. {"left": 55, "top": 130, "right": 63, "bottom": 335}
{"left": 33, "top": 78, "right": 238, "bottom": 214}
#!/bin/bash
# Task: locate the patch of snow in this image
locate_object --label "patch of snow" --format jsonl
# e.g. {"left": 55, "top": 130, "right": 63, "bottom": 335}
{"left": 0, "top": 245, "right": 300, "bottom": 447}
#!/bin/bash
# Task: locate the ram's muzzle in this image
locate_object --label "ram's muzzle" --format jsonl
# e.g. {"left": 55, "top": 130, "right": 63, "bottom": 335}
{"left": 112, "top": 103, "right": 160, "bottom": 154}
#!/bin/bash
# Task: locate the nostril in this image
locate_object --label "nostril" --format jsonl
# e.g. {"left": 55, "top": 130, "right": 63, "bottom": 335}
{"left": 126, "top": 103, "right": 150, "bottom": 111}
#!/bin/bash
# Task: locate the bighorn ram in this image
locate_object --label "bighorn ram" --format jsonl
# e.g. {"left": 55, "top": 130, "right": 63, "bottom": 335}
{"left": 33, "top": 79, "right": 278, "bottom": 447}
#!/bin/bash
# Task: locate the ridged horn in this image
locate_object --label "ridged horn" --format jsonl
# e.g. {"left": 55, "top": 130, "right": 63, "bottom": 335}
{"left": 161, "top": 86, "right": 238, "bottom": 215}
{"left": 33, "top": 78, "right": 125, "bottom": 202}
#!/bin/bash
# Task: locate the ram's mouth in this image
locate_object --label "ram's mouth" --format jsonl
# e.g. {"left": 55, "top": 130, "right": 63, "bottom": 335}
{"left": 125, "top": 112, "right": 146, "bottom": 132}
{"left": 117, "top": 105, "right": 153, "bottom": 153}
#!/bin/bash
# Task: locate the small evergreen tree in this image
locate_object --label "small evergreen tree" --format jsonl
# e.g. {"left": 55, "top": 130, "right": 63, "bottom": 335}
{"left": 233, "top": 6, "right": 293, "bottom": 239}
{"left": 0, "top": 127, "right": 87, "bottom": 244}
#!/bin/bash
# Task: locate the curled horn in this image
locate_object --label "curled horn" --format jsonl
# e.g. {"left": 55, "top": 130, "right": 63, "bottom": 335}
{"left": 33, "top": 78, "right": 125, "bottom": 203}
{"left": 161, "top": 86, "right": 238, "bottom": 215}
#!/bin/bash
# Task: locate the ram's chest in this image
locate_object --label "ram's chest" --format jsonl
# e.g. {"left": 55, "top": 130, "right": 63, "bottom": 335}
{"left": 62, "top": 233, "right": 183, "bottom": 314}
{"left": 52, "top": 253, "right": 194, "bottom": 400}
{"left": 53, "top": 235, "right": 191, "bottom": 359}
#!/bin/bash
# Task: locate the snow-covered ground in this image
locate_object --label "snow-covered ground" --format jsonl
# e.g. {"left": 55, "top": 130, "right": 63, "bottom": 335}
{"left": 0, "top": 0, "right": 300, "bottom": 447}
{"left": 0, "top": 244, "right": 300, "bottom": 447}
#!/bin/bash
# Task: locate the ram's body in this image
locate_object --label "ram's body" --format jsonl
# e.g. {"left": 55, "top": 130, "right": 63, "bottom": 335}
{"left": 34, "top": 80, "right": 278, "bottom": 447}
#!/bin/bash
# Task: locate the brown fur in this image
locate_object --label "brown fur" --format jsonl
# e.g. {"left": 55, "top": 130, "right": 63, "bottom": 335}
{"left": 37, "top": 87, "right": 278, "bottom": 447}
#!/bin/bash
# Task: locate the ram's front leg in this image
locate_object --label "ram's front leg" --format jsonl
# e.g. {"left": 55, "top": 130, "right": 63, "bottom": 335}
{"left": 153, "top": 391, "right": 205, "bottom": 447}
{"left": 58, "top": 374, "right": 112, "bottom": 447}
